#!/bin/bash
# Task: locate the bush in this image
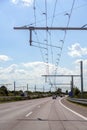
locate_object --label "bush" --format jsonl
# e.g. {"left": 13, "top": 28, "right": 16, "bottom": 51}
{"left": 0, "top": 86, "right": 8, "bottom": 96}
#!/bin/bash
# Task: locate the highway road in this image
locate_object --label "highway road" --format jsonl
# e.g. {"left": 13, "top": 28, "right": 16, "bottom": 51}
{"left": 0, "top": 97, "right": 87, "bottom": 130}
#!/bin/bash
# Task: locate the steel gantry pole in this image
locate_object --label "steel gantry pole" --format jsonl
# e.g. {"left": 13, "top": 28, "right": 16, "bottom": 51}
{"left": 80, "top": 61, "right": 83, "bottom": 97}
{"left": 71, "top": 75, "right": 74, "bottom": 97}
{"left": 14, "top": 81, "right": 16, "bottom": 96}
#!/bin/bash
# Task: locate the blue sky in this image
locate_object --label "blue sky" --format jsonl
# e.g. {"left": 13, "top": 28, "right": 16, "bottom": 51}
{"left": 0, "top": 0, "right": 87, "bottom": 92}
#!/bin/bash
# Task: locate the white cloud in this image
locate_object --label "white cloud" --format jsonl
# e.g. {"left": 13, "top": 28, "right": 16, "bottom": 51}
{"left": 0, "top": 62, "right": 54, "bottom": 89}
{"left": 68, "top": 43, "right": 87, "bottom": 57}
{"left": 0, "top": 55, "right": 11, "bottom": 62}
{"left": 11, "top": 0, "right": 33, "bottom": 7}
{"left": 11, "top": 0, "right": 18, "bottom": 4}
{"left": 22, "top": 62, "right": 55, "bottom": 78}
{"left": 57, "top": 66, "right": 73, "bottom": 75}
{"left": 0, "top": 61, "right": 87, "bottom": 91}
{"left": 0, "top": 62, "right": 44, "bottom": 79}
{"left": 22, "top": 0, "right": 33, "bottom": 6}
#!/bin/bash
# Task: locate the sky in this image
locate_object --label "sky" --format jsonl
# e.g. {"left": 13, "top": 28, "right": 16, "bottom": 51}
{"left": 0, "top": 0, "right": 87, "bottom": 92}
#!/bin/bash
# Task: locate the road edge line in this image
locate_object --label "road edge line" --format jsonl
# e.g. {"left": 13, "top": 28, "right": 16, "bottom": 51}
{"left": 59, "top": 98, "right": 87, "bottom": 120}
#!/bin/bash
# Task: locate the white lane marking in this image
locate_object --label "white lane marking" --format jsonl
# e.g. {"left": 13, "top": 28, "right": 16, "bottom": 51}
{"left": 26, "top": 112, "right": 32, "bottom": 117}
{"left": 59, "top": 98, "right": 87, "bottom": 120}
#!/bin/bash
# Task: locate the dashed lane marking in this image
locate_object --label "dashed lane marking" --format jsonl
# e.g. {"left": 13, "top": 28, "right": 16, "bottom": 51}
{"left": 25, "top": 112, "right": 32, "bottom": 117}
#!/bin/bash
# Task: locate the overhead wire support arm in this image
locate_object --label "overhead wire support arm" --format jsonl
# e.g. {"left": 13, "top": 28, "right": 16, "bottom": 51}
{"left": 14, "top": 26, "right": 87, "bottom": 31}
{"left": 49, "top": 83, "right": 71, "bottom": 85}
{"left": 42, "top": 74, "right": 80, "bottom": 77}
{"left": 14, "top": 26, "right": 35, "bottom": 46}
{"left": 14, "top": 26, "right": 87, "bottom": 46}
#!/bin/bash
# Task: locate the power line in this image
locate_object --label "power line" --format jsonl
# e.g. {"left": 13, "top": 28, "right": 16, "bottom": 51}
{"left": 55, "top": 0, "right": 76, "bottom": 69}
{"left": 44, "top": 0, "right": 49, "bottom": 76}
{"left": 45, "top": 0, "right": 48, "bottom": 26}
{"left": 33, "top": 1, "right": 46, "bottom": 63}
{"left": 53, "top": 0, "right": 76, "bottom": 87}
{"left": 33, "top": 0, "right": 36, "bottom": 26}
{"left": 23, "top": 3, "right": 87, "bottom": 27}
{"left": 32, "top": 40, "right": 62, "bottom": 49}
{"left": 49, "top": 0, "right": 58, "bottom": 74}
{"left": 49, "top": 33, "right": 54, "bottom": 65}
{"left": 33, "top": 31, "right": 45, "bottom": 62}
{"left": 51, "top": 0, "right": 58, "bottom": 27}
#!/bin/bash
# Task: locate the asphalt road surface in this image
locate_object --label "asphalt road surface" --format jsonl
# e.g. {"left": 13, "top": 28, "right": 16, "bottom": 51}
{"left": 0, "top": 97, "right": 87, "bottom": 130}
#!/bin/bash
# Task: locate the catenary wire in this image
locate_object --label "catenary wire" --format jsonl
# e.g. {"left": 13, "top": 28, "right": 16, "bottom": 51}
{"left": 26, "top": 3, "right": 87, "bottom": 27}
{"left": 33, "top": 1, "right": 46, "bottom": 62}
{"left": 53, "top": 0, "right": 76, "bottom": 87}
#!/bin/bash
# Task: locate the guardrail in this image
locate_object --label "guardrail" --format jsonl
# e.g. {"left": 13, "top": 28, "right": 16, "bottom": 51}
{"left": 67, "top": 98, "right": 87, "bottom": 105}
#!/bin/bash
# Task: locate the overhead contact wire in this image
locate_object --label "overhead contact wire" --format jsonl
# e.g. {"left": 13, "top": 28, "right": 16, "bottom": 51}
{"left": 50, "top": 0, "right": 58, "bottom": 87}
{"left": 45, "top": 0, "right": 49, "bottom": 77}
{"left": 56, "top": 0, "right": 76, "bottom": 68}
{"left": 33, "top": 0, "right": 45, "bottom": 62}
{"left": 53, "top": 0, "right": 76, "bottom": 88}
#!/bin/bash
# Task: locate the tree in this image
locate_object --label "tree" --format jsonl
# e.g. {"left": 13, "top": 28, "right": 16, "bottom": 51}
{"left": 0, "top": 86, "right": 8, "bottom": 96}
{"left": 56, "top": 88, "right": 62, "bottom": 95}
{"left": 66, "top": 90, "right": 68, "bottom": 95}
{"left": 73, "top": 87, "right": 80, "bottom": 97}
